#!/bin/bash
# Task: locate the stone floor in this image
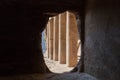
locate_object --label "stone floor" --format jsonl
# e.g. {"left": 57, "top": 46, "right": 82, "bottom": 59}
{"left": 44, "top": 57, "right": 74, "bottom": 73}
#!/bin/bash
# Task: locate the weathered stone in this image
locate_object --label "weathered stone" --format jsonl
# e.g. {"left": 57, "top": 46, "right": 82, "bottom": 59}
{"left": 46, "top": 22, "right": 50, "bottom": 58}
{"left": 53, "top": 16, "right": 59, "bottom": 61}
{"left": 66, "top": 11, "right": 79, "bottom": 67}
{"left": 58, "top": 13, "right": 66, "bottom": 64}
{"left": 0, "top": 0, "right": 120, "bottom": 80}
{"left": 49, "top": 19, "right": 54, "bottom": 60}
{"left": 84, "top": 0, "right": 120, "bottom": 80}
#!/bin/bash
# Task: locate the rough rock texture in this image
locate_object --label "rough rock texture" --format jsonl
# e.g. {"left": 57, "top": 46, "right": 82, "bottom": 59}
{"left": 0, "top": 0, "right": 120, "bottom": 80}
{"left": 0, "top": 0, "right": 82, "bottom": 76}
{"left": 0, "top": 73, "right": 98, "bottom": 80}
{"left": 84, "top": 0, "right": 120, "bottom": 80}
{"left": 0, "top": 1, "right": 50, "bottom": 75}
{"left": 48, "top": 73, "right": 98, "bottom": 80}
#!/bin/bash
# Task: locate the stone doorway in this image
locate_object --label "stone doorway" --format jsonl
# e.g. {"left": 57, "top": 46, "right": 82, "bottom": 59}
{"left": 42, "top": 11, "right": 81, "bottom": 73}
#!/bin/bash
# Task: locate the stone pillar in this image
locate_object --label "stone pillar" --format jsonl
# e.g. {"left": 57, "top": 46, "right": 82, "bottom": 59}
{"left": 58, "top": 13, "right": 66, "bottom": 64}
{"left": 49, "top": 18, "right": 54, "bottom": 60}
{"left": 66, "top": 11, "right": 78, "bottom": 67}
{"left": 53, "top": 16, "right": 59, "bottom": 61}
{"left": 77, "top": 40, "right": 81, "bottom": 62}
{"left": 46, "top": 22, "right": 50, "bottom": 58}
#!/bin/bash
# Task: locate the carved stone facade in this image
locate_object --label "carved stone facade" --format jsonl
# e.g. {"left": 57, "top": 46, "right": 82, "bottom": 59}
{"left": 45, "top": 11, "right": 80, "bottom": 67}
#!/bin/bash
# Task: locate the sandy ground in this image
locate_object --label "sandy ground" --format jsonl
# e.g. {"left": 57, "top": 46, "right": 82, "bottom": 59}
{"left": 44, "top": 56, "right": 74, "bottom": 73}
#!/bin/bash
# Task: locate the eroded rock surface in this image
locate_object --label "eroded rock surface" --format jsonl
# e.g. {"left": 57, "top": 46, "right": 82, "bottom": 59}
{"left": 48, "top": 73, "right": 98, "bottom": 80}
{"left": 0, "top": 73, "right": 98, "bottom": 80}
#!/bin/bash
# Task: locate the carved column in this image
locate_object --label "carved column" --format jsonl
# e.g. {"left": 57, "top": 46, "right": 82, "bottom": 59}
{"left": 46, "top": 22, "right": 50, "bottom": 58}
{"left": 49, "top": 18, "right": 54, "bottom": 60}
{"left": 66, "top": 11, "right": 78, "bottom": 67}
{"left": 53, "top": 16, "right": 59, "bottom": 61}
{"left": 58, "top": 13, "right": 66, "bottom": 64}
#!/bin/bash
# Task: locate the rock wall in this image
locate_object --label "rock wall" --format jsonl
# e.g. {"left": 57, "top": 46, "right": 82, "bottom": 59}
{"left": 0, "top": 1, "right": 120, "bottom": 80}
{"left": 0, "top": 0, "right": 80, "bottom": 76}
{"left": 84, "top": 0, "right": 120, "bottom": 80}
{"left": 0, "top": 4, "right": 50, "bottom": 75}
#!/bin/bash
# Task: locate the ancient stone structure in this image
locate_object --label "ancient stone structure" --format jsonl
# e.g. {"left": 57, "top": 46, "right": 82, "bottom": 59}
{"left": 53, "top": 16, "right": 59, "bottom": 61}
{"left": 46, "top": 22, "right": 50, "bottom": 58}
{"left": 45, "top": 11, "right": 79, "bottom": 67}
{"left": 49, "top": 19, "right": 54, "bottom": 60}
{"left": 0, "top": 0, "right": 120, "bottom": 80}
{"left": 66, "top": 11, "right": 79, "bottom": 67}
